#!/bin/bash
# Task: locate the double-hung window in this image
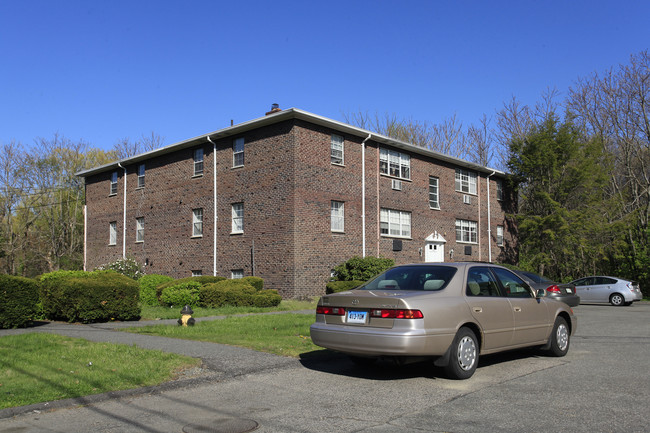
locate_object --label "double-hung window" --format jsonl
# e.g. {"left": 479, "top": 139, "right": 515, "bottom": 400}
{"left": 137, "top": 164, "right": 145, "bottom": 188}
{"left": 331, "top": 134, "right": 344, "bottom": 165}
{"left": 109, "top": 221, "right": 117, "bottom": 246}
{"left": 379, "top": 148, "right": 410, "bottom": 179}
{"left": 233, "top": 137, "right": 244, "bottom": 167}
{"left": 496, "top": 225, "right": 504, "bottom": 246}
{"left": 136, "top": 217, "right": 144, "bottom": 243}
{"left": 456, "top": 219, "right": 477, "bottom": 243}
{"left": 232, "top": 203, "right": 244, "bottom": 233}
{"left": 496, "top": 179, "right": 503, "bottom": 201}
{"left": 331, "top": 201, "right": 344, "bottom": 232}
{"left": 193, "top": 148, "right": 204, "bottom": 176}
{"left": 192, "top": 208, "right": 203, "bottom": 237}
{"left": 110, "top": 172, "right": 118, "bottom": 195}
{"left": 429, "top": 176, "right": 440, "bottom": 209}
{"left": 455, "top": 169, "right": 477, "bottom": 194}
{"left": 380, "top": 208, "right": 411, "bottom": 238}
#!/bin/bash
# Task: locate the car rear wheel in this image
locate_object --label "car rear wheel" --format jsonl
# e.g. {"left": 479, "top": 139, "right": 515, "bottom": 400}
{"left": 444, "top": 327, "right": 478, "bottom": 380}
{"left": 610, "top": 293, "right": 625, "bottom": 306}
{"left": 548, "top": 317, "right": 570, "bottom": 357}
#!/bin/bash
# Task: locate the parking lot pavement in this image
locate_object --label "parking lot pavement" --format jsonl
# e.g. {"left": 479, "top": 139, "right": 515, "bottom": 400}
{"left": 0, "top": 303, "right": 648, "bottom": 432}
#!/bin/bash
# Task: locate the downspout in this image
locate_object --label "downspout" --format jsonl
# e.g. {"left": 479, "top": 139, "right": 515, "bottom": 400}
{"left": 117, "top": 162, "right": 127, "bottom": 259}
{"left": 206, "top": 135, "right": 218, "bottom": 276}
{"left": 83, "top": 204, "right": 87, "bottom": 271}
{"left": 361, "top": 133, "right": 372, "bottom": 257}
{"left": 486, "top": 171, "right": 496, "bottom": 262}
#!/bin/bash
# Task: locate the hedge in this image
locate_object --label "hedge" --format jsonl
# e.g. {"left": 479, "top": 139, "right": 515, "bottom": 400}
{"left": 39, "top": 270, "right": 140, "bottom": 323}
{"left": 0, "top": 274, "right": 40, "bottom": 329}
{"left": 156, "top": 276, "right": 226, "bottom": 302}
{"left": 160, "top": 281, "right": 201, "bottom": 307}
{"left": 326, "top": 280, "right": 365, "bottom": 294}
{"left": 200, "top": 279, "right": 281, "bottom": 308}
{"left": 138, "top": 274, "right": 174, "bottom": 306}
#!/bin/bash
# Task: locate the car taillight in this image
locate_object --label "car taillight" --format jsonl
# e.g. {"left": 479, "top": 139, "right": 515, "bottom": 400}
{"left": 316, "top": 306, "right": 346, "bottom": 316}
{"left": 370, "top": 309, "right": 424, "bottom": 319}
{"left": 546, "top": 285, "right": 561, "bottom": 293}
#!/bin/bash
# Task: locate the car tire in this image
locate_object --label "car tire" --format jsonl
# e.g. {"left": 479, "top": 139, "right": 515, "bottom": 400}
{"left": 444, "top": 327, "right": 478, "bottom": 380}
{"left": 610, "top": 293, "right": 625, "bottom": 306}
{"left": 548, "top": 316, "right": 570, "bottom": 357}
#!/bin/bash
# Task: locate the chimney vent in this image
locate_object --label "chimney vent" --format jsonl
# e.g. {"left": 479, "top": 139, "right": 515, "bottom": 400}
{"left": 265, "top": 103, "right": 282, "bottom": 115}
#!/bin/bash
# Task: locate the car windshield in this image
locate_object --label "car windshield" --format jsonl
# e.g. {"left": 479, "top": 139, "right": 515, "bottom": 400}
{"left": 359, "top": 266, "right": 457, "bottom": 291}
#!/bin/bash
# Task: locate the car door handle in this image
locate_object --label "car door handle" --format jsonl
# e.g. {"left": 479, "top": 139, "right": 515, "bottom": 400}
{"left": 473, "top": 307, "right": 482, "bottom": 313}
{"left": 513, "top": 307, "right": 522, "bottom": 312}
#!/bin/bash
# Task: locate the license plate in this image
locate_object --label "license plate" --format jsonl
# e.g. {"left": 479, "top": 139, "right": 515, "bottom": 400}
{"left": 347, "top": 311, "right": 367, "bottom": 324}
{"left": 566, "top": 288, "right": 573, "bottom": 293}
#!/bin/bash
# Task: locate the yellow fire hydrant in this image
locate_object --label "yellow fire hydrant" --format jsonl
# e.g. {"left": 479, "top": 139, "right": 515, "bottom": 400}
{"left": 178, "top": 305, "right": 195, "bottom": 327}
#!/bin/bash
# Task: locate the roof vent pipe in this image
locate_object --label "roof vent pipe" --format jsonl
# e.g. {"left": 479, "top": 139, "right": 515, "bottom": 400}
{"left": 265, "top": 103, "right": 282, "bottom": 115}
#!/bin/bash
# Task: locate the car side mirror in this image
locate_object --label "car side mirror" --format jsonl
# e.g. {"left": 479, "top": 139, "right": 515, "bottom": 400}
{"left": 536, "top": 288, "right": 545, "bottom": 298}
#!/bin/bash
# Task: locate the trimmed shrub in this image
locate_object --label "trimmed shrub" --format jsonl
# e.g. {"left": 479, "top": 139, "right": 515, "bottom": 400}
{"left": 0, "top": 274, "right": 40, "bottom": 329}
{"left": 138, "top": 274, "right": 173, "bottom": 306}
{"left": 39, "top": 270, "right": 140, "bottom": 323}
{"left": 156, "top": 276, "right": 226, "bottom": 300}
{"left": 96, "top": 257, "right": 144, "bottom": 280}
{"left": 240, "top": 276, "right": 264, "bottom": 290}
{"left": 160, "top": 282, "right": 201, "bottom": 308}
{"left": 333, "top": 256, "right": 394, "bottom": 282}
{"left": 200, "top": 279, "right": 280, "bottom": 308}
{"left": 326, "top": 280, "right": 365, "bottom": 294}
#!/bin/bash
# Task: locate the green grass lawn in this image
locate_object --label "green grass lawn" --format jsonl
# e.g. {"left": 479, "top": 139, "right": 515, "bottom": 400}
{"left": 0, "top": 333, "right": 200, "bottom": 410}
{"left": 127, "top": 313, "right": 321, "bottom": 358}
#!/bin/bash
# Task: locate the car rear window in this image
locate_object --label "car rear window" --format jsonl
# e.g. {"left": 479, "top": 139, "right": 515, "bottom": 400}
{"left": 359, "top": 266, "right": 457, "bottom": 291}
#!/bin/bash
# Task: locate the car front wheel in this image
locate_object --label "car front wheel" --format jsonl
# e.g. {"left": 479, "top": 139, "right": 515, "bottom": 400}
{"left": 548, "top": 317, "right": 570, "bottom": 357}
{"left": 610, "top": 293, "right": 625, "bottom": 306}
{"left": 444, "top": 327, "right": 478, "bottom": 380}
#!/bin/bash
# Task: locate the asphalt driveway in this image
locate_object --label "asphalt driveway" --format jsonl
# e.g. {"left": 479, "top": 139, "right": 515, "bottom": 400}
{"left": 1, "top": 302, "right": 648, "bottom": 432}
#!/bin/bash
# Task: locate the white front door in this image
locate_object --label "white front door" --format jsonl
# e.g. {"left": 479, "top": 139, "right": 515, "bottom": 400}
{"left": 425, "top": 242, "right": 444, "bottom": 262}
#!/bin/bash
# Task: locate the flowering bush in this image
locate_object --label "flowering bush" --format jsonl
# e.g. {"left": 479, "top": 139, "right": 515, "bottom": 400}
{"left": 96, "top": 257, "right": 144, "bottom": 280}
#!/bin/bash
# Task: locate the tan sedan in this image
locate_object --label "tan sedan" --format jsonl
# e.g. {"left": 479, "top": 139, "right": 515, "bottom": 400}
{"left": 310, "top": 262, "right": 576, "bottom": 379}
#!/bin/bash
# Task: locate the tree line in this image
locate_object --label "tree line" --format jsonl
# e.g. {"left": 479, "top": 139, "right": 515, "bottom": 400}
{"left": 2, "top": 51, "right": 648, "bottom": 291}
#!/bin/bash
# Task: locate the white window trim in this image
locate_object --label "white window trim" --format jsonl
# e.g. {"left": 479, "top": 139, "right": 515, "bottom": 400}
{"left": 137, "top": 164, "right": 145, "bottom": 189}
{"left": 231, "top": 203, "right": 244, "bottom": 234}
{"left": 455, "top": 169, "right": 477, "bottom": 195}
{"left": 233, "top": 137, "right": 244, "bottom": 168}
{"left": 110, "top": 172, "right": 118, "bottom": 195}
{"left": 193, "top": 148, "right": 204, "bottom": 176}
{"left": 379, "top": 148, "right": 411, "bottom": 180}
{"left": 380, "top": 208, "right": 411, "bottom": 238}
{"left": 456, "top": 219, "right": 477, "bottom": 244}
{"left": 496, "top": 225, "right": 504, "bottom": 246}
{"left": 192, "top": 208, "right": 203, "bottom": 237}
{"left": 429, "top": 176, "right": 440, "bottom": 209}
{"left": 331, "top": 134, "right": 344, "bottom": 165}
{"left": 331, "top": 200, "right": 344, "bottom": 232}
{"left": 136, "top": 217, "right": 144, "bottom": 243}
{"left": 109, "top": 221, "right": 117, "bottom": 246}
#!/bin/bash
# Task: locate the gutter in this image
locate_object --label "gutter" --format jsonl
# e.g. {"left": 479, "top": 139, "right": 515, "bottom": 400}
{"left": 117, "top": 163, "right": 127, "bottom": 259}
{"left": 361, "top": 133, "right": 372, "bottom": 257}
{"left": 206, "top": 135, "right": 218, "bottom": 276}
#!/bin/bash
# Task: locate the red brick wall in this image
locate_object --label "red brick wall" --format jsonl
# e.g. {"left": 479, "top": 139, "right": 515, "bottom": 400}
{"left": 84, "top": 117, "right": 517, "bottom": 298}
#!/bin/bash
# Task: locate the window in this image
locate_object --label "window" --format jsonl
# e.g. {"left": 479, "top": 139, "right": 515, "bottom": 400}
{"left": 136, "top": 217, "right": 144, "bottom": 242}
{"left": 232, "top": 203, "right": 244, "bottom": 233}
{"left": 380, "top": 148, "right": 410, "bottom": 180}
{"left": 192, "top": 208, "right": 203, "bottom": 237}
{"left": 380, "top": 208, "right": 411, "bottom": 238}
{"left": 455, "top": 169, "right": 477, "bottom": 194}
{"left": 331, "top": 201, "right": 344, "bottom": 232}
{"left": 137, "top": 164, "right": 145, "bottom": 188}
{"left": 192, "top": 270, "right": 202, "bottom": 277}
{"left": 233, "top": 137, "right": 244, "bottom": 167}
{"left": 193, "top": 148, "right": 204, "bottom": 176}
{"left": 496, "top": 179, "right": 503, "bottom": 201}
{"left": 496, "top": 225, "right": 504, "bottom": 246}
{"left": 231, "top": 269, "right": 244, "bottom": 279}
{"left": 109, "top": 221, "right": 117, "bottom": 245}
{"left": 429, "top": 176, "right": 440, "bottom": 209}
{"left": 492, "top": 267, "right": 532, "bottom": 298}
{"left": 110, "top": 172, "right": 118, "bottom": 195}
{"left": 331, "top": 134, "right": 344, "bottom": 165}
{"left": 456, "top": 219, "right": 477, "bottom": 243}
{"left": 466, "top": 267, "right": 501, "bottom": 297}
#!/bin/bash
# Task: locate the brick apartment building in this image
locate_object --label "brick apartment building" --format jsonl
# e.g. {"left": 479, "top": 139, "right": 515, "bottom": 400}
{"left": 77, "top": 107, "right": 517, "bottom": 298}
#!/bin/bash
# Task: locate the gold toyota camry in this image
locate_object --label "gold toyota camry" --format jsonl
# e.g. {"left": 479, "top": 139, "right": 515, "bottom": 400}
{"left": 310, "top": 262, "right": 576, "bottom": 379}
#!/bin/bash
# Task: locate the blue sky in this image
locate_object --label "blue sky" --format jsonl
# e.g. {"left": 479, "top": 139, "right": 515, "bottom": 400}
{"left": 1, "top": 0, "right": 648, "bottom": 152}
